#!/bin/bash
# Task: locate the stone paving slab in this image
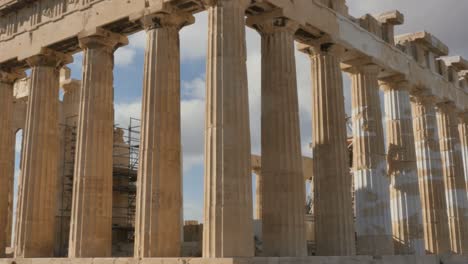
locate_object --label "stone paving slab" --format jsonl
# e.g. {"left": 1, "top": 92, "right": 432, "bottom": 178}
{"left": 0, "top": 256, "right": 467, "bottom": 264}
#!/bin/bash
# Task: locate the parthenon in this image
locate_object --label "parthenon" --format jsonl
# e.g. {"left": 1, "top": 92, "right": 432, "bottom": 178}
{"left": 0, "top": 0, "right": 468, "bottom": 263}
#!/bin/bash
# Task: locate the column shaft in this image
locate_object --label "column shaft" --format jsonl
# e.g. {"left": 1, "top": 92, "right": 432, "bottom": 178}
{"left": 436, "top": 102, "right": 468, "bottom": 254}
{"left": 308, "top": 46, "right": 355, "bottom": 256}
{"left": 14, "top": 51, "right": 71, "bottom": 257}
{"left": 254, "top": 171, "right": 262, "bottom": 220}
{"left": 350, "top": 66, "right": 393, "bottom": 255}
{"left": 258, "top": 19, "right": 306, "bottom": 257}
{"left": 68, "top": 31, "right": 127, "bottom": 257}
{"left": 203, "top": 0, "right": 254, "bottom": 257}
{"left": 384, "top": 86, "right": 424, "bottom": 254}
{"left": 134, "top": 13, "right": 192, "bottom": 258}
{"left": 411, "top": 96, "right": 451, "bottom": 254}
{"left": 384, "top": 86, "right": 425, "bottom": 255}
{"left": 458, "top": 113, "right": 468, "bottom": 195}
{"left": 0, "top": 71, "right": 20, "bottom": 258}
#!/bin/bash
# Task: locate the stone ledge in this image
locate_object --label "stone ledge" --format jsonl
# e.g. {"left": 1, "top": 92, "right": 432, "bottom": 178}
{"left": 1, "top": 256, "right": 467, "bottom": 264}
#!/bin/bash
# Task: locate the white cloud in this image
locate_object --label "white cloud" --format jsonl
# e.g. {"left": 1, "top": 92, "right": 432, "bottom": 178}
{"left": 114, "top": 100, "right": 142, "bottom": 128}
{"left": 184, "top": 201, "right": 204, "bottom": 223}
{"left": 120, "top": 12, "right": 209, "bottom": 63}
{"left": 15, "top": 130, "right": 23, "bottom": 154}
{"left": 113, "top": 91, "right": 206, "bottom": 173}
{"left": 180, "top": 13, "right": 208, "bottom": 60}
{"left": 182, "top": 76, "right": 206, "bottom": 100}
{"left": 114, "top": 46, "right": 137, "bottom": 67}
{"left": 128, "top": 31, "right": 146, "bottom": 50}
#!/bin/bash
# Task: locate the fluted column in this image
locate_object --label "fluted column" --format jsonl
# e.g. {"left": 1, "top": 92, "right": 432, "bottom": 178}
{"left": 435, "top": 102, "right": 468, "bottom": 254}
{"left": 14, "top": 49, "right": 72, "bottom": 258}
{"left": 68, "top": 29, "right": 128, "bottom": 258}
{"left": 0, "top": 70, "right": 22, "bottom": 258}
{"left": 410, "top": 94, "right": 451, "bottom": 254}
{"left": 347, "top": 65, "right": 393, "bottom": 255}
{"left": 300, "top": 44, "right": 355, "bottom": 256}
{"left": 134, "top": 12, "right": 193, "bottom": 258}
{"left": 254, "top": 170, "right": 262, "bottom": 220}
{"left": 203, "top": 0, "right": 254, "bottom": 257}
{"left": 458, "top": 113, "right": 468, "bottom": 195}
{"left": 382, "top": 82, "right": 424, "bottom": 255}
{"left": 250, "top": 16, "right": 306, "bottom": 256}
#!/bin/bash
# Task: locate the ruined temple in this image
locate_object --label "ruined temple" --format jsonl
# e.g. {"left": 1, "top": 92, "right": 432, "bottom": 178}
{"left": 0, "top": 0, "right": 467, "bottom": 263}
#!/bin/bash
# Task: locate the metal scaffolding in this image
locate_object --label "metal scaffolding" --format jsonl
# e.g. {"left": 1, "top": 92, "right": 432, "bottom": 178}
{"left": 56, "top": 117, "right": 141, "bottom": 256}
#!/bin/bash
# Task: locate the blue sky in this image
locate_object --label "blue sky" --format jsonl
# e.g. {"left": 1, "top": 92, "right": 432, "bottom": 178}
{"left": 12, "top": 0, "right": 468, "bottom": 224}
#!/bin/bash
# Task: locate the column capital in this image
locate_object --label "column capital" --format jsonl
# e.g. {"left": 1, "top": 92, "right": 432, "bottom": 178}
{"left": 139, "top": 12, "right": 194, "bottom": 31}
{"left": 25, "top": 48, "right": 73, "bottom": 68}
{"left": 378, "top": 73, "right": 410, "bottom": 90}
{"left": 410, "top": 92, "right": 438, "bottom": 107}
{"left": 297, "top": 42, "right": 345, "bottom": 58}
{"left": 343, "top": 63, "right": 380, "bottom": 75}
{"left": 247, "top": 13, "right": 299, "bottom": 35}
{"left": 203, "top": 0, "right": 250, "bottom": 9}
{"left": 458, "top": 111, "right": 468, "bottom": 123}
{"left": 0, "top": 69, "right": 25, "bottom": 84}
{"left": 341, "top": 54, "right": 380, "bottom": 73}
{"left": 435, "top": 101, "right": 457, "bottom": 113}
{"left": 379, "top": 80, "right": 411, "bottom": 92}
{"left": 78, "top": 28, "right": 128, "bottom": 50}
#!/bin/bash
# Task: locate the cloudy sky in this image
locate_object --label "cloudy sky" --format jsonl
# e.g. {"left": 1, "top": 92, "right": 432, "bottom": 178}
{"left": 12, "top": 0, "right": 468, "bottom": 223}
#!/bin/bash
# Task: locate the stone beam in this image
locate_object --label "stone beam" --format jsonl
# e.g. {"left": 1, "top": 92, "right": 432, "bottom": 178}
{"left": 253, "top": 0, "right": 467, "bottom": 111}
{"left": 440, "top": 56, "right": 468, "bottom": 71}
{"left": 1, "top": 0, "right": 467, "bottom": 110}
{"left": 0, "top": 0, "right": 203, "bottom": 65}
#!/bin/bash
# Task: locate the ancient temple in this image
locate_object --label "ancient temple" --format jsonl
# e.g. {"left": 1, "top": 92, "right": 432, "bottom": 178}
{"left": 0, "top": 0, "right": 467, "bottom": 263}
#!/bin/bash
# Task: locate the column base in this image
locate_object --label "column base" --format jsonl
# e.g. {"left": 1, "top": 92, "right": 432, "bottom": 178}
{"left": 0, "top": 256, "right": 466, "bottom": 264}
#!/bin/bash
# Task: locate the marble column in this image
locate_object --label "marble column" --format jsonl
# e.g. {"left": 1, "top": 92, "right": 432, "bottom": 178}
{"left": 300, "top": 44, "right": 355, "bottom": 256}
{"left": 382, "top": 82, "right": 424, "bottom": 255}
{"left": 435, "top": 102, "right": 468, "bottom": 254}
{"left": 252, "top": 17, "right": 306, "bottom": 257}
{"left": 134, "top": 12, "right": 193, "bottom": 258}
{"left": 347, "top": 65, "right": 393, "bottom": 255}
{"left": 458, "top": 113, "right": 468, "bottom": 194}
{"left": 410, "top": 95, "right": 451, "bottom": 254}
{"left": 254, "top": 170, "right": 262, "bottom": 220}
{"left": 203, "top": 0, "right": 254, "bottom": 257}
{"left": 0, "top": 70, "right": 22, "bottom": 258}
{"left": 14, "top": 49, "right": 72, "bottom": 258}
{"left": 68, "top": 29, "right": 128, "bottom": 258}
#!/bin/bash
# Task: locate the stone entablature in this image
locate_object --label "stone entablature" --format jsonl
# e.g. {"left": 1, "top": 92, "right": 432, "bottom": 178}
{"left": 0, "top": 0, "right": 467, "bottom": 112}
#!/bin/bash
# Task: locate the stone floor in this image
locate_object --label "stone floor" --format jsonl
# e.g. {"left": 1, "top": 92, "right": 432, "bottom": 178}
{"left": 1, "top": 256, "right": 468, "bottom": 264}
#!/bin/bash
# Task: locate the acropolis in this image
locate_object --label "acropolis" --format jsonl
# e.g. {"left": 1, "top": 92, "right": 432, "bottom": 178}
{"left": 0, "top": 0, "right": 467, "bottom": 263}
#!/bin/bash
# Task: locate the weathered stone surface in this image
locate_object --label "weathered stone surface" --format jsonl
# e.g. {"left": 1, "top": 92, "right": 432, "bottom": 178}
{"left": 133, "top": 12, "right": 193, "bottom": 258}
{"left": 382, "top": 82, "right": 424, "bottom": 255}
{"left": 68, "top": 29, "right": 128, "bottom": 258}
{"left": 410, "top": 94, "right": 451, "bottom": 254}
{"left": 0, "top": 0, "right": 467, "bottom": 261}
{"left": 300, "top": 44, "right": 355, "bottom": 256}
{"left": 14, "top": 48, "right": 72, "bottom": 258}
{"left": 435, "top": 102, "right": 468, "bottom": 254}
{"left": 254, "top": 171, "right": 262, "bottom": 221}
{"left": 249, "top": 15, "right": 306, "bottom": 257}
{"left": 0, "top": 0, "right": 466, "bottom": 111}
{"left": 203, "top": 0, "right": 254, "bottom": 257}
{"left": 0, "top": 70, "right": 23, "bottom": 258}
{"left": 459, "top": 113, "right": 468, "bottom": 193}
{"left": 0, "top": 256, "right": 463, "bottom": 264}
{"left": 348, "top": 65, "right": 393, "bottom": 255}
